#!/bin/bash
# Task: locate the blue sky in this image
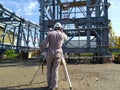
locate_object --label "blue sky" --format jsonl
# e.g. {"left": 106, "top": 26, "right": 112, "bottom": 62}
{"left": 0, "top": 0, "right": 119, "bottom": 36}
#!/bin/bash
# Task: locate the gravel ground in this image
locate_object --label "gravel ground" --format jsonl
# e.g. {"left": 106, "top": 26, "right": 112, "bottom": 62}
{"left": 0, "top": 60, "right": 120, "bottom": 90}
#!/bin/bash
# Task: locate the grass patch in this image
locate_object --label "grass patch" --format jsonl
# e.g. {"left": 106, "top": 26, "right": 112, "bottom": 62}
{"left": 4, "top": 49, "right": 18, "bottom": 59}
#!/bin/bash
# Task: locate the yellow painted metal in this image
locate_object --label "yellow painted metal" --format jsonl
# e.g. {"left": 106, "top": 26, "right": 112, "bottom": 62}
{"left": 0, "top": 26, "right": 16, "bottom": 44}
{"left": 61, "top": 0, "right": 96, "bottom": 10}
{"left": 109, "top": 22, "right": 120, "bottom": 49}
{"left": 0, "top": 27, "right": 4, "bottom": 43}
{"left": 118, "top": 37, "right": 120, "bottom": 49}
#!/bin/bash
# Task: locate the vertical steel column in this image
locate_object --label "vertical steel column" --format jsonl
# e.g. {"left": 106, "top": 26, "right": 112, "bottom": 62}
{"left": 96, "top": 0, "right": 100, "bottom": 17}
{"left": 12, "top": 26, "right": 16, "bottom": 48}
{"left": 60, "top": 4, "right": 62, "bottom": 20}
{"left": 16, "top": 21, "right": 22, "bottom": 52}
{"left": 33, "top": 28, "right": 37, "bottom": 47}
{"left": 57, "top": 1, "right": 59, "bottom": 20}
{"left": 27, "top": 25, "right": 30, "bottom": 47}
{"left": 86, "top": 0, "right": 91, "bottom": 48}
{"left": 1, "top": 24, "right": 7, "bottom": 49}
{"left": 104, "top": 0, "right": 109, "bottom": 45}
{"left": 96, "top": 0, "right": 101, "bottom": 48}
{"left": 53, "top": 0, "right": 55, "bottom": 21}
{"left": 38, "top": 0, "right": 45, "bottom": 44}
{"left": 0, "top": 4, "right": 3, "bottom": 16}
{"left": 103, "top": 0, "right": 109, "bottom": 54}
{"left": 100, "top": 0, "right": 109, "bottom": 52}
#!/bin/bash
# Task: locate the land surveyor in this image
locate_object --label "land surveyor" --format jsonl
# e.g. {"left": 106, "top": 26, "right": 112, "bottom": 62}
{"left": 39, "top": 22, "right": 67, "bottom": 90}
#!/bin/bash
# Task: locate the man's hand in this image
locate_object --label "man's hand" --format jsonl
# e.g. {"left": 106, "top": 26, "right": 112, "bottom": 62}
{"left": 39, "top": 48, "right": 42, "bottom": 54}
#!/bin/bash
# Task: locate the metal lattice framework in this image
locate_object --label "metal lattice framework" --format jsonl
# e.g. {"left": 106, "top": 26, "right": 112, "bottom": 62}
{"left": 38, "top": 0, "right": 111, "bottom": 57}
{"left": 0, "top": 4, "right": 40, "bottom": 53}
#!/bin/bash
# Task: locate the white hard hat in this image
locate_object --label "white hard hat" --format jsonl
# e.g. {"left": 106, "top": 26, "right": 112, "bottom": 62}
{"left": 53, "top": 22, "right": 63, "bottom": 30}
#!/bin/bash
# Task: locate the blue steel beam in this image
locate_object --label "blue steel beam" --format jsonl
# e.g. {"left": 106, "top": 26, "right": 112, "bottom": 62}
{"left": 0, "top": 17, "right": 12, "bottom": 22}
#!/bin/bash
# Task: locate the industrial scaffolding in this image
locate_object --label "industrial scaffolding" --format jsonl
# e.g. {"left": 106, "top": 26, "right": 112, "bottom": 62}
{"left": 0, "top": 0, "right": 112, "bottom": 60}
{"left": 38, "top": 0, "right": 111, "bottom": 57}
{"left": 0, "top": 4, "right": 40, "bottom": 53}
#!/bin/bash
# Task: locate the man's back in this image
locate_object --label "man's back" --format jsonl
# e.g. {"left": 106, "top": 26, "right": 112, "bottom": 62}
{"left": 48, "top": 30, "right": 67, "bottom": 51}
{"left": 39, "top": 30, "right": 67, "bottom": 53}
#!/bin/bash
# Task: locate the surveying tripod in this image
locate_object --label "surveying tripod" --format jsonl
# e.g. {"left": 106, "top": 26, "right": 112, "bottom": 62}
{"left": 30, "top": 54, "right": 46, "bottom": 84}
{"left": 30, "top": 52, "right": 72, "bottom": 90}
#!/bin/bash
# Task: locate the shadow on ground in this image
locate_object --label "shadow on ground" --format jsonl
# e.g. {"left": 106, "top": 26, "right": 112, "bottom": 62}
{"left": 0, "top": 87, "right": 50, "bottom": 90}
{"left": 0, "top": 59, "right": 43, "bottom": 67}
{"left": 0, "top": 82, "right": 50, "bottom": 90}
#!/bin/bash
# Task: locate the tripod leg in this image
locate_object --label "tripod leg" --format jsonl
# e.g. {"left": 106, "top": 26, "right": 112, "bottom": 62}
{"left": 61, "top": 58, "right": 72, "bottom": 90}
{"left": 62, "top": 64, "right": 67, "bottom": 79}
{"left": 30, "top": 65, "right": 41, "bottom": 85}
{"left": 42, "top": 63, "right": 44, "bottom": 74}
{"left": 42, "top": 56, "right": 46, "bottom": 74}
{"left": 30, "top": 56, "right": 46, "bottom": 85}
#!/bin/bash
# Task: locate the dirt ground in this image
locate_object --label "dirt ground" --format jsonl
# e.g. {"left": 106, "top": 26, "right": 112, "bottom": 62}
{"left": 0, "top": 60, "right": 120, "bottom": 90}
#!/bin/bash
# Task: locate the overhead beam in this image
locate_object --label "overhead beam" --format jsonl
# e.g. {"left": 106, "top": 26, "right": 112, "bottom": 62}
{"left": 61, "top": 0, "right": 97, "bottom": 10}
{"left": 0, "top": 17, "right": 12, "bottom": 22}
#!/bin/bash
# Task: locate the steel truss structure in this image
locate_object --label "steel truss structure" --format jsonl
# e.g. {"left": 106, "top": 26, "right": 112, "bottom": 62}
{"left": 38, "top": 0, "right": 111, "bottom": 57}
{"left": 0, "top": 4, "right": 40, "bottom": 53}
